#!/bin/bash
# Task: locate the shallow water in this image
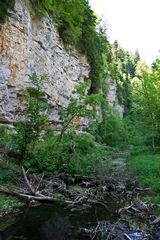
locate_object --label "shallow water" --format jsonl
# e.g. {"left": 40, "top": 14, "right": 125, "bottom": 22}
{"left": 0, "top": 200, "right": 120, "bottom": 240}
{"left": 0, "top": 192, "right": 158, "bottom": 240}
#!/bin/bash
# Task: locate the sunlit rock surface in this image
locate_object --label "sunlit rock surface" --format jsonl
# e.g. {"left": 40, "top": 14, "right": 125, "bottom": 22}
{"left": 0, "top": 0, "right": 124, "bottom": 124}
{"left": 0, "top": 0, "right": 90, "bottom": 123}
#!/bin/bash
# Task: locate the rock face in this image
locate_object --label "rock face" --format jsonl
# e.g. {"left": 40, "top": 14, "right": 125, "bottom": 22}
{"left": 0, "top": 0, "right": 90, "bottom": 123}
{"left": 107, "top": 78, "right": 124, "bottom": 118}
{"left": 0, "top": 0, "right": 124, "bottom": 124}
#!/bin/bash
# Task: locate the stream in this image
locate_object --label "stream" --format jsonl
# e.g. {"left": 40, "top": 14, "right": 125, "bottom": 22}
{"left": 0, "top": 195, "right": 158, "bottom": 240}
{"left": 0, "top": 157, "right": 160, "bottom": 240}
{"left": 0, "top": 199, "right": 121, "bottom": 240}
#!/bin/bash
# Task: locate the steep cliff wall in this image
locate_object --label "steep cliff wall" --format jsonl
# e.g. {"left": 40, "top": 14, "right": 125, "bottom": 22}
{"left": 107, "top": 78, "right": 124, "bottom": 118}
{"left": 0, "top": 0, "right": 125, "bottom": 125}
{"left": 0, "top": 0, "right": 90, "bottom": 123}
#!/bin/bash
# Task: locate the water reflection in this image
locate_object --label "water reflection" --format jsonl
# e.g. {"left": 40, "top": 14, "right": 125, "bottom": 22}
{"left": 41, "top": 216, "right": 69, "bottom": 240}
{"left": 0, "top": 204, "right": 89, "bottom": 240}
{"left": 0, "top": 200, "right": 133, "bottom": 240}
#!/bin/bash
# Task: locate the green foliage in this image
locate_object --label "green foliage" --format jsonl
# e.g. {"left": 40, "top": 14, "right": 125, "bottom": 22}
{"left": 0, "top": 125, "right": 11, "bottom": 148}
{"left": 110, "top": 41, "right": 140, "bottom": 111}
{"left": 13, "top": 73, "right": 49, "bottom": 165}
{"left": 59, "top": 133, "right": 106, "bottom": 175}
{"left": 89, "top": 104, "right": 124, "bottom": 147}
{"left": 0, "top": 164, "right": 18, "bottom": 184}
{"left": 121, "top": 115, "right": 153, "bottom": 150}
{"left": 131, "top": 59, "right": 160, "bottom": 150}
{"left": 79, "top": 18, "right": 111, "bottom": 93}
{"left": 28, "top": 131, "right": 107, "bottom": 175}
{"left": 24, "top": 131, "right": 56, "bottom": 172}
{"left": 0, "top": 194, "right": 23, "bottom": 217}
{"left": 129, "top": 153, "right": 160, "bottom": 191}
{"left": 25, "top": 82, "right": 105, "bottom": 175}
{"left": 0, "top": 0, "right": 15, "bottom": 24}
{"left": 58, "top": 82, "right": 103, "bottom": 141}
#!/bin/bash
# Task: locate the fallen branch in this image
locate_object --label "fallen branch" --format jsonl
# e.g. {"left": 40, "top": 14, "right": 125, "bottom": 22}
{"left": 135, "top": 187, "right": 152, "bottom": 192}
{"left": 124, "top": 233, "right": 132, "bottom": 240}
{"left": 21, "top": 166, "right": 35, "bottom": 195}
{"left": 0, "top": 186, "right": 61, "bottom": 203}
{"left": 35, "top": 173, "right": 44, "bottom": 192}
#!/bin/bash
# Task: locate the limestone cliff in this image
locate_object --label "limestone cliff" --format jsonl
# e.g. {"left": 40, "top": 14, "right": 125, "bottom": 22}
{"left": 107, "top": 78, "right": 124, "bottom": 118}
{"left": 0, "top": 0, "right": 90, "bottom": 123}
{"left": 0, "top": 0, "right": 124, "bottom": 125}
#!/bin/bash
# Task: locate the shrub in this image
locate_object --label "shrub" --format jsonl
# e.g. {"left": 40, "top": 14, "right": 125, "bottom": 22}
{"left": 25, "top": 81, "right": 105, "bottom": 174}
{"left": 28, "top": 131, "right": 107, "bottom": 175}
{"left": 0, "top": 165, "right": 18, "bottom": 184}
{"left": 89, "top": 104, "right": 124, "bottom": 147}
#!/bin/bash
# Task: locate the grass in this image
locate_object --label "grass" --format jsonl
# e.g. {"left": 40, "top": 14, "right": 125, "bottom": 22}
{"left": 0, "top": 159, "right": 22, "bottom": 217}
{"left": 129, "top": 153, "right": 160, "bottom": 191}
{"left": 129, "top": 153, "right": 160, "bottom": 215}
{"left": 0, "top": 194, "right": 23, "bottom": 217}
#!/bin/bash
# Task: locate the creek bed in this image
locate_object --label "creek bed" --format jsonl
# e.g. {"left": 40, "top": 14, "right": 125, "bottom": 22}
{"left": 0, "top": 195, "right": 158, "bottom": 240}
{"left": 0, "top": 199, "right": 120, "bottom": 240}
{"left": 0, "top": 160, "right": 159, "bottom": 240}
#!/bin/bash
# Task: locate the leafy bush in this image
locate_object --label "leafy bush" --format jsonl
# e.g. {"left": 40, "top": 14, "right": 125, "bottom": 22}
{"left": 60, "top": 133, "right": 106, "bottom": 175}
{"left": 28, "top": 131, "right": 107, "bottom": 175}
{"left": 24, "top": 131, "right": 57, "bottom": 172}
{"left": 0, "top": 165, "right": 18, "bottom": 184}
{"left": 89, "top": 104, "right": 124, "bottom": 147}
{"left": 24, "top": 81, "right": 105, "bottom": 174}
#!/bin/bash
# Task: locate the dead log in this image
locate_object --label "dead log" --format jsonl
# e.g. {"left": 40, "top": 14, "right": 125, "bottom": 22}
{"left": 0, "top": 186, "right": 62, "bottom": 203}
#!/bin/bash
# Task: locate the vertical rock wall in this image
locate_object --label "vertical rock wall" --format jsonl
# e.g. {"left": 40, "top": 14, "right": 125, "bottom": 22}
{"left": 0, "top": 0, "right": 124, "bottom": 124}
{"left": 107, "top": 78, "right": 124, "bottom": 118}
{"left": 0, "top": 0, "right": 90, "bottom": 123}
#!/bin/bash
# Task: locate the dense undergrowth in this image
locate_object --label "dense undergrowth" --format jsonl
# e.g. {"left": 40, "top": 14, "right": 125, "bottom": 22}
{"left": 1, "top": 72, "right": 160, "bottom": 178}
{"left": 129, "top": 153, "right": 160, "bottom": 215}
{"left": 129, "top": 153, "right": 160, "bottom": 192}
{"left": 0, "top": 74, "right": 110, "bottom": 176}
{"left": 0, "top": 73, "right": 133, "bottom": 181}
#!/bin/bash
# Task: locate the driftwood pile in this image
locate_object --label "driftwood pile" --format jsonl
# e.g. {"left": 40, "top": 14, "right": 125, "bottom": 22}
{"left": 81, "top": 200, "right": 156, "bottom": 240}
